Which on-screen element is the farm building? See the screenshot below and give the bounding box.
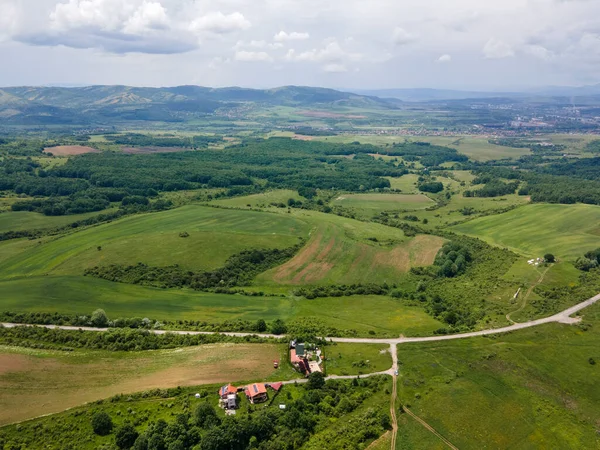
[225,394,237,410]
[245,383,268,404]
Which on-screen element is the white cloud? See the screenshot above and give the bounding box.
[234,50,273,62]
[436,54,452,63]
[0,1,19,41]
[483,38,514,59]
[392,27,415,46]
[189,12,250,35]
[523,44,554,61]
[323,63,347,73]
[291,41,361,63]
[234,40,283,50]
[273,31,310,42]
[49,0,133,32]
[123,2,169,34]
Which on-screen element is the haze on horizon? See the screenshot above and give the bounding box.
[1,0,599,90]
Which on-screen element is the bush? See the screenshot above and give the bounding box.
[544,253,555,263]
[418,181,444,193]
[91,411,113,436]
[115,424,139,449]
[91,309,109,328]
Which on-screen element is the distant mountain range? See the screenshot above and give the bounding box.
[350,84,600,102]
[0,85,400,126]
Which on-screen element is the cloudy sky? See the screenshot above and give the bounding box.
[1,0,599,90]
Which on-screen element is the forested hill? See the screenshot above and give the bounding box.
[0,85,399,125]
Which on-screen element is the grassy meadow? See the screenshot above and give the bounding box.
[324,343,391,376]
[0,343,286,425]
[0,205,309,277]
[330,193,434,218]
[452,203,600,259]
[0,276,444,337]
[0,209,117,232]
[396,302,600,449]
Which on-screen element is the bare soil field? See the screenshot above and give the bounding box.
[43,145,99,156]
[0,343,282,425]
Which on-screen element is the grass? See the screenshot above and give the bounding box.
[0,209,117,233]
[330,193,434,217]
[324,343,391,376]
[452,203,600,259]
[0,342,287,426]
[0,277,444,337]
[212,189,303,208]
[0,205,309,277]
[396,302,600,449]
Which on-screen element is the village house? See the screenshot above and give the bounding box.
[245,383,268,404]
[218,384,239,410]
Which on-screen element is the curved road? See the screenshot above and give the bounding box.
[2,292,599,344]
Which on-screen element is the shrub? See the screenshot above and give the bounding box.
[115,423,139,449]
[91,309,109,328]
[91,411,113,436]
[544,253,555,263]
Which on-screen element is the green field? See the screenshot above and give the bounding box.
[0,277,443,337]
[0,209,117,232]
[396,302,600,449]
[0,343,285,425]
[331,193,434,217]
[452,203,600,258]
[0,205,309,277]
[324,343,391,376]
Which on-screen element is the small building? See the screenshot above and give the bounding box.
[269,382,283,392]
[309,361,321,373]
[245,383,268,404]
[295,343,305,358]
[226,393,237,409]
[219,384,238,399]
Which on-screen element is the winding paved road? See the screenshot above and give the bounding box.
[3,291,599,344]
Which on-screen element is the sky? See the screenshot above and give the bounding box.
[1,0,599,90]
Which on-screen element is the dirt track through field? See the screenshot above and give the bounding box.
[506,265,551,323]
[402,407,459,449]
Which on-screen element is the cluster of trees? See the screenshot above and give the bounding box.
[0,325,277,352]
[418,181,444,193]
[85,246,301,290]
[427,294,479,329]
[90,375,390,450]
[104,133,223,149]
[433,242,472,278]
[574,248,600,271]
[464,180,519,198]
[292,284,388,299]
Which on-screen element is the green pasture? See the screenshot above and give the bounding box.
[0,277,443,337]
[0,209,117,232]
[330,193,434,217]
[212,189,303,209]
[396,302,600,449]
[452,203,600,258]
[0,205,309,277]
[324,343,392,376]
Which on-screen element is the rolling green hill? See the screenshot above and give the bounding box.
[452,203,600,258]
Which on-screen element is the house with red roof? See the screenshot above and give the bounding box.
[219,384,238,399]
[245,383,268,404]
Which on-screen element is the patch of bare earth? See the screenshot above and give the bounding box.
[293,134,314,141]
[0,343,280,426]
[43,145,99,156]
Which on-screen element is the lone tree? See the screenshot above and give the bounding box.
[307,371,326,390]
[194,402,220,428]
[91,309,109,328]
[91,411,113,436]
[544,253,556,263]
[115,423,139,450]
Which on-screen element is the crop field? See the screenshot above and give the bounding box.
[324,343,391,376]
[0,277,443,337]
[0,205,309,277]
[43,145,99,156]
[330,193,434,217]
[0,343,284,425]
[452,203,600,258]
[396,302,600,449]
[260,219,445,285]
[0,209,117,233]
